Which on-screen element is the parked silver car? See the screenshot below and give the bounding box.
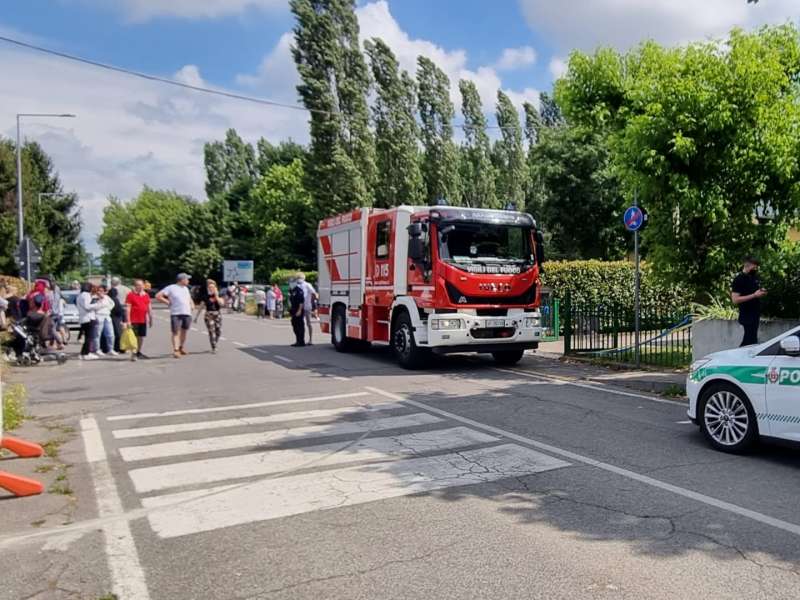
[61,290,81,330]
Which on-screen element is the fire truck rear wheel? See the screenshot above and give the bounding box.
[331,305,353,352]
[491,349,525,365]
[392,311,427,369]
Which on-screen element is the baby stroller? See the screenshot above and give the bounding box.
[4,319,67,366]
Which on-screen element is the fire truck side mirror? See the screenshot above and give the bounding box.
[407,222,423,238]
[409,237,425,262]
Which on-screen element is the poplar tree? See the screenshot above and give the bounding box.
[416,56,460,204]
[459,79,496,208]
[290,0,376,217]
[365,38,424,207]
[203,129,257,198]
[523,101,544,214]
[494,90,526,209]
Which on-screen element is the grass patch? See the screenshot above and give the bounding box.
[30,519,46,527]
[42,438,67,459]
[48,482,73,496]
[34,464,56,474]
[661,384,686,398]
[97,594,119,600]
[2,382,27,431]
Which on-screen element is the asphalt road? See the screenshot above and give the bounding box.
[3,307,800,599]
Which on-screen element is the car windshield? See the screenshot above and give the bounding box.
[61,291,78,305]
[438,222,533,272]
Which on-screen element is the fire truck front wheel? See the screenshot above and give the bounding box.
[392,311,428,370]
[491,349,525,366]
[331,305,353,352]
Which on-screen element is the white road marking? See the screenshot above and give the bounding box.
[81,418,151,599]
[366,386,800,538]
[233,341,246,347]
[107,391,372,421]
[112,402,405,439]
[495,367,687,407]
[332,376,350,381]
[274,354,293,363]
[141,444,568,539]
[119,413,442,462]
[253,348,270,354]
[676,420,693,424]
[128,426,497,493]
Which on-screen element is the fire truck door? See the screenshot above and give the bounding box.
[365,215,394,341]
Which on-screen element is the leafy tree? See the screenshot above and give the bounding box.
[417,56,460,204]
[556,25,800,296]
[203,129,257,198]
[459,79,496,208]
[0,138,84,276]
[531,125,626,259]
[365,38,425,207]
[291,0,376,219]
[256,139,307,175]
[494,90,526,209]
[244,159,314,279]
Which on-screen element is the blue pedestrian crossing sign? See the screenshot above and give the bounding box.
[623,206,647,232]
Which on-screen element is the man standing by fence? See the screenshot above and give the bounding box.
[731,256,767,347]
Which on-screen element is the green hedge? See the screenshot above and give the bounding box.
[268,268,318,287]
[541,260,684,311]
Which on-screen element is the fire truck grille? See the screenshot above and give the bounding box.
[445,281,536,306]
[471,327,516,339]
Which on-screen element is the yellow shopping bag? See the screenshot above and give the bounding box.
[120,327,138,352]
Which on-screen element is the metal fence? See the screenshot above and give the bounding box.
[539,289,560,342]
[562,293,692,368]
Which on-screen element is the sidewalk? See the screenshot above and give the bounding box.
[529,341,688,398]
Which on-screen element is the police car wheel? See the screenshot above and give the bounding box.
[699,382,758,453]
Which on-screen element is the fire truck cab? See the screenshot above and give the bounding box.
[317,205,544,369]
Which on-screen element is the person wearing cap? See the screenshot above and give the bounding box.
[296,272,318,345]
[731,256,767,346]
[156,273,194,358]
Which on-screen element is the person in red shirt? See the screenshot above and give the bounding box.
[125,278,153,361]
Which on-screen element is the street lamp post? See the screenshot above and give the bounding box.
[15,113,76,279]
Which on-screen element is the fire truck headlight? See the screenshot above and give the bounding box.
[524,317,539,329]
[431,318,464,330]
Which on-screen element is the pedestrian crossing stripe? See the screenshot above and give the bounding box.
[103,390,571,540]
[140,444,570,539]
[117,412,443,462]
[127,426,498,493]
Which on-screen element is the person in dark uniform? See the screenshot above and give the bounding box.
[731,256,767,347]
[289,279,306,347]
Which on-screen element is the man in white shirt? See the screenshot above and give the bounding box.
[156,273,194,358]
[255,287,267,319]
[296,272,318,345]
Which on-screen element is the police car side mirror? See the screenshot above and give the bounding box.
[780,336,800,356]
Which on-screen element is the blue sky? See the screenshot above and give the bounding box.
[1,0,797,253]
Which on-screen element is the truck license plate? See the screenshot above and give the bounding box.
[486,319,505,328]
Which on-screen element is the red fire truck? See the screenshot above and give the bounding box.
[317,205,545,368]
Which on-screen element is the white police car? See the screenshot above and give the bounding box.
[688,325,800,452]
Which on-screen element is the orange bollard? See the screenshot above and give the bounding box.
[0,471,44,496]
[1,436,44,458]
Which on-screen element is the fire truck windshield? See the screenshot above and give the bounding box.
[437,222,534,273]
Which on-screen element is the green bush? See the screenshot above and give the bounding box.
[268,268,317,287]
[759,240,800,319]
[2,382,26,432]
[541,260,684,310]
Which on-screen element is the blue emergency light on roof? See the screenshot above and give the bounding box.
[504,202,517,211]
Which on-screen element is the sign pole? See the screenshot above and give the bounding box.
[633,192,641,368]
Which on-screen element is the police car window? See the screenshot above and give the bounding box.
[376,221,390,258]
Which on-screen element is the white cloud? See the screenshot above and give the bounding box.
[519,0,800,52]
[495,46,537,71]
[173,65,205,87]
[548,57,567,80]
[117,0,287,22]
[0,48,308,254]
[234,32,299,104]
